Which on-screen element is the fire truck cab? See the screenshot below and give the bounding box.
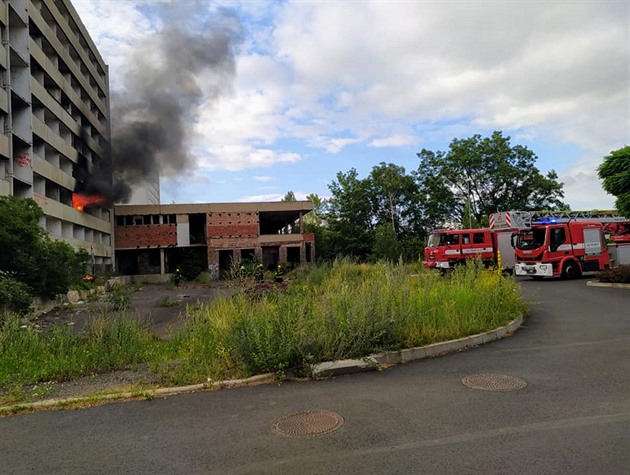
[513,220,609,279]
[423,228,511,270]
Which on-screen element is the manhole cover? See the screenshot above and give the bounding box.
[271,411,344,437]
[462,374,527,392]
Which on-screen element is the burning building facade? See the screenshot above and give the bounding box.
[114,201,315,277]
[0,0,113,267]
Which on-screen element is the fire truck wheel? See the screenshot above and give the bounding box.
[562,261,581,279]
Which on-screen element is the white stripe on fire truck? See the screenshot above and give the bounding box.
[444,250,461,255]
[556,243,586,251]
[462,248,493,254]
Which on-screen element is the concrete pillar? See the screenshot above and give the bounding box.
[160,248,165,275]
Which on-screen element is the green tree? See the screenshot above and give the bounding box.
[462,199,482,229]
[0,196,88,298]
[0,196,46,289]
[326,169,375,259]
[325,165,426,261]
[281,191,297,202]
[304,193,325,228]
[369,162,421,234]
[372,223,402,262]
[416,131,568,227]
[598,146,630,217]
[303,193,334,261]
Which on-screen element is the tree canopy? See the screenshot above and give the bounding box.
[326,169,376,258]
[598,146,630,218]
[281,191,297,202]
[416,131,568,228]
[308,131,568,262]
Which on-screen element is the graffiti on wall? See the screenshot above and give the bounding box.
[208,263,219,281]
[15,151,32,169]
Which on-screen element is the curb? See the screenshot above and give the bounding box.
[586,281,630,289]
[311,316,524,378]
[0,373,276,416]
[1,317,523,415]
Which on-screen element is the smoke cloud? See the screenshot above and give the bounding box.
[109,9,243,203]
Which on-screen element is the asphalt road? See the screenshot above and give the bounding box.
[1,278,629,474]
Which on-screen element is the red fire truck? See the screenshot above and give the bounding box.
[423,210,630,276]
[423,226,516,271]
[499,210,630,279]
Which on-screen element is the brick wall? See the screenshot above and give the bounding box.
[207,237,260,267]
[114,224,177,249]
[207,211,259,238]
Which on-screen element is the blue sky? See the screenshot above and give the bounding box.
[72,0,629,210]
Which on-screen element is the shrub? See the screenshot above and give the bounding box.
[107,285,133,311]
[178,248,207,281]
[596,265,630,283]
[0,271,32,316]
[36,241,90,298]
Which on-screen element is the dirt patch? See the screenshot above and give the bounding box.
[30,281,238,339]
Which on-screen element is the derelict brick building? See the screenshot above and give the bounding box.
[0,0,113,266]
[114,201,315,276]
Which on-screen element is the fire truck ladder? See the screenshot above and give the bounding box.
[490,210,628,230]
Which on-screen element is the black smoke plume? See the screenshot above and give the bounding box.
[108,9,242,203]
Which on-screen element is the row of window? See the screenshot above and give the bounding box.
[116,215,176,226]
[33,0,107,92]
[441,232,487,246]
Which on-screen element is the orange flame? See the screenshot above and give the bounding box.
[72,193,105,212]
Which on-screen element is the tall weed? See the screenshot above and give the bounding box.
[0,314,164,388]
[0,260,528,390]
[172,259,527,381]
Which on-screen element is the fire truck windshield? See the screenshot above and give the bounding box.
[514,228,546,250]
[427,233,461,247]
[427,233,443,247]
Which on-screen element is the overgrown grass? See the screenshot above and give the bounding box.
[169,260,527,382]
[0,315,169,390]
[0,260,527,395]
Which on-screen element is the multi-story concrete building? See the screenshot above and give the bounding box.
[127,172,160,205]
[114,201,315,276]
[0,0,113,267]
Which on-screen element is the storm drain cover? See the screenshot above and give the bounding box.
[271,411,344,437]
[462,374,527,392]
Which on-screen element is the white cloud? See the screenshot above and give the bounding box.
[369,134,418,148]
[237,193,283,202]
[323,137,362,154]
[196,144,300,171]
[254,175,274,182]
[559,158,615,211]
[238,191,309,202]
[73,0,627,208]
[272,1,627,143]
[72,0,159,90]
